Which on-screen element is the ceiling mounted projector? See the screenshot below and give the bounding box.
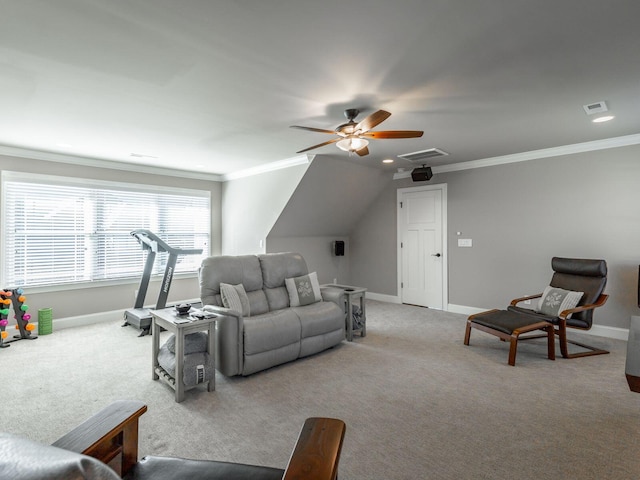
[411,166,432,182]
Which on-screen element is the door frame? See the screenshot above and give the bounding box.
[396,183,448,310]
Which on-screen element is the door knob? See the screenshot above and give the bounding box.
[431,253,441,257]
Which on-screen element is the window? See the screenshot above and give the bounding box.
[2,172,210,289]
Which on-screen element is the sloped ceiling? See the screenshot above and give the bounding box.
[1,1,639,176]
[269,156,391,237]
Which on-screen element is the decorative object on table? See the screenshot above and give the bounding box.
[175,303,191,315]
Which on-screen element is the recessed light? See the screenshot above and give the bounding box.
[592,115,615,123]
[382,158,394,164]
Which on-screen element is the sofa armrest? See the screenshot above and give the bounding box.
[283,417,346,480]
[203,304,242,318]
[202,304,244,376]
[52,400,147,478]
[319,287,346,313]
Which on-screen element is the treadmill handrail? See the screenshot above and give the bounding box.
[130,229,203,256]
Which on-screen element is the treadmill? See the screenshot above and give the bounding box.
[122,229,203,336]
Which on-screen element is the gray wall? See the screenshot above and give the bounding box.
[267,154,391,284]
[267,236,349,285]
[0,154,221,319]
[350,143,640,329]
[221,162,309,255]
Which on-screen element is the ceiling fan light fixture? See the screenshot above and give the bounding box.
[336,136,368,152]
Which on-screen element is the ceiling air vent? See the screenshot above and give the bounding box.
[582,101,608,115]
[398,148,449,164]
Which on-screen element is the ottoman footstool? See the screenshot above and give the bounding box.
[464,309,555,366]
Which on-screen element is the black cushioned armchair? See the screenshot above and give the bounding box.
[508,257,609,358]
[0,400,346,480]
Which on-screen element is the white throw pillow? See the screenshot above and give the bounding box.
[285,272,322,307]
[219,283,250,316]
[536,286,583,317]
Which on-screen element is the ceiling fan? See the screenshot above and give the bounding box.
[290,108,423,157]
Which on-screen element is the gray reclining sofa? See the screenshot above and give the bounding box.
[199,252,345,376]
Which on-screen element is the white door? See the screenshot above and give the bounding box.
[398,186,445,309]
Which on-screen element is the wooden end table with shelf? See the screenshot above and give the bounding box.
[321,284,367,341]
[150,307,218,402]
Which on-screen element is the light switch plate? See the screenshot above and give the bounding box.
[458,238,472,247]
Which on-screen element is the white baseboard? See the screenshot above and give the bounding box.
[366,292,401,303]
[447,304,487,316]
[40,309,123,331]
[34,298,202,332]
[589,324,629,341]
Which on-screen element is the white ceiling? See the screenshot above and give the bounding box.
[1,0,639,177]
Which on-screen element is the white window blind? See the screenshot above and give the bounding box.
[2,172,210,289]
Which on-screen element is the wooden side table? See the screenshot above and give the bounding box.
[321,284,367,341]
[150,307,218,402]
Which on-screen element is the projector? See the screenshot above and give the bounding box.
[411,166,433,182]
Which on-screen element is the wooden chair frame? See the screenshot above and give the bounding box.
[52,400,346,480]
[510,293,609,359]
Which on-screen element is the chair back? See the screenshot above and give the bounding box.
[550,257,607,328]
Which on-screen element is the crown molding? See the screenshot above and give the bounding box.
[0,144,313,183]
[221,154,313,181]
[393,133,640,180]
[0,144,225,182]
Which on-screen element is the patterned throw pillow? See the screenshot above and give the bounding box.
[536,286,583,317]
[219,283,250,316]
[285,272,322,307]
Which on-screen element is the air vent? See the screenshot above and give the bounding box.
[583,101,608,115]
[398,148,449,164]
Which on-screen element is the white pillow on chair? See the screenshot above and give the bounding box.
[536,286,583,317]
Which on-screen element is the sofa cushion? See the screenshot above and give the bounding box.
[286,272,322,307]
[199,255,263,307]
[126,455,284,480]
[259,252,308,288]
[291,301,344,338]
[220,283,250,316]
[247,289,270,316]
[264,286,290,312]
[243,309,301,355]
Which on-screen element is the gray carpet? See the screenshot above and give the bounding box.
[3,301,639,479]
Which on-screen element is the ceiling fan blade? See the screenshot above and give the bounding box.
[355,110,391,133]
[356,146,369,156]
[296,137,340,153]
[290,125,337,135]
[361,130,424,139]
